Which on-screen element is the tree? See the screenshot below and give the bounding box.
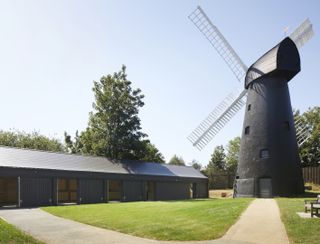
[190,159,202,170]
[295,107,320,167]
[138,140,165,163]
[64,131,82,154]
[208,145,226,171]
[205,145,226,189]
[168,155,185,166]
[78,65,147,159]
[225,137,241,173]
[64,65,165,162]
[0,130,64,152]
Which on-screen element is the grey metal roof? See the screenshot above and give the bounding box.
[0,146,206,179]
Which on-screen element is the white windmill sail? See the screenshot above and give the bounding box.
[297,127,311,147]
[188,6,248,150]
[294,117,311,147]
[290,19,314,147]
[290,18,314,49]
[188,89,247,150]
[188,6,248,81]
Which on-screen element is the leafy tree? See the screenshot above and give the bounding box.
[138,140,165,163]
[295,107,320,167]
[225,137,241,173]
[208,145,226,171]
[78,65,147,159]
[64,131,82,154]
[0,130,64,152]
[168,154,185,166]
[190,159,202,170]
[205,145,226,189]
[64,65,165,162]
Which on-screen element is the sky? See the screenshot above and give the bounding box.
[0,0,319,167]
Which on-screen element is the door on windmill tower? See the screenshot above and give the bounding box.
[259,178,273,198]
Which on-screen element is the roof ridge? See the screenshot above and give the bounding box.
[0,145,195,168]
[0,144,107,160]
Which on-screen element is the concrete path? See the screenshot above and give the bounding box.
[0,199,289,244]
[222,199,289,244]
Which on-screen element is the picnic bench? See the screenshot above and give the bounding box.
[305,195,320,218]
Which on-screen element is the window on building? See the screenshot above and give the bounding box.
[0,178,18,206]
[245,126,250,135]
[284,121,290,131]
[248,104,251,111]
[260,149,270,159]
[58,178,78,203]
[108,180,122,201]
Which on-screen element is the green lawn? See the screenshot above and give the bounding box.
[277,194,320,244]
[0,218,43,244]
[43,198,252,241]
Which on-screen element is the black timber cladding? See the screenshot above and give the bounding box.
[156,182,190,200]
[123,180,144,202]
[79,179,105,204]
[235,37,304,198]
[0,146,208,207]
[20,178,53,207]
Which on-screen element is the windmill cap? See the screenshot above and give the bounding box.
[245,37,301,89]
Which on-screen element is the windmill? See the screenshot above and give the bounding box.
[187,6,314,197]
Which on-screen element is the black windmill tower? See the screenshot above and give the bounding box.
[187,6,314,197]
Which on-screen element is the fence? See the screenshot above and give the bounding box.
[208,167,320,189]
[302,166,320,185]
[208,173,235,189]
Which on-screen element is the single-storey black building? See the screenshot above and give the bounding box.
[0,146,208,208]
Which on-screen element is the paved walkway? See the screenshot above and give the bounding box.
[0,199,288,244]
[222,199,289,244]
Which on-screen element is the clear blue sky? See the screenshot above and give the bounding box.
[0,0,319,166]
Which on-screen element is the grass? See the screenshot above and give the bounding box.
[43,198,252,241]
[277,192,320,244]
[0,218,43,244]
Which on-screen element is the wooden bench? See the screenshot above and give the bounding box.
[311,202,320,218]
[305,195,320,217]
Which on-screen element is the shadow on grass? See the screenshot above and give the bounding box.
[154,198,219,203]
[285,191,320,198]
[0,206,40,211]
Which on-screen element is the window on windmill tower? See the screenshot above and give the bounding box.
[244,126,250,135]
[248,104,251,111]
[260,149,270,159]
[284,121,290,131]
